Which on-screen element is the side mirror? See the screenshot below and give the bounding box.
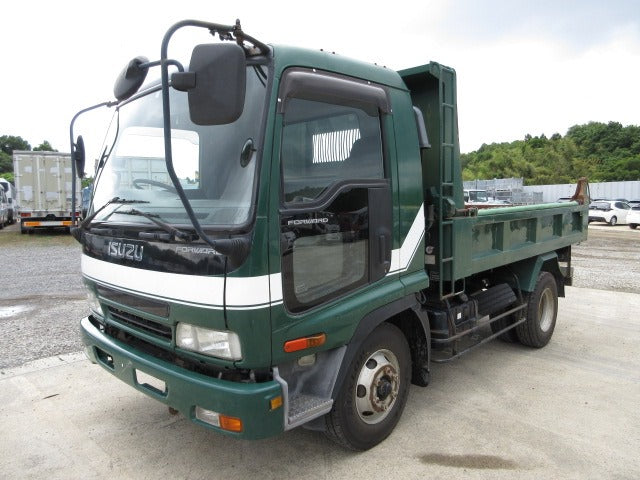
[114,56,150,101]
[72,135,86,179]
[172,43,246,125]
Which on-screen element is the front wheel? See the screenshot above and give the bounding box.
[516,272,558,348]
[325,323,411,450]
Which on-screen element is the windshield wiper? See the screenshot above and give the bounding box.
[85,197,150,227]
[71,197,150,241]
[118,209,198,242]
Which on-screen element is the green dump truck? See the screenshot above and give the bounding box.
[73,20,588,451]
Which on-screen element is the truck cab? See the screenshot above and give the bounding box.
[464,189,490,204]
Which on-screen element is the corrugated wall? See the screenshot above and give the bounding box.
[523,181,640,203]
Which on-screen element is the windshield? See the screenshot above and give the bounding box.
[91,63,269,229]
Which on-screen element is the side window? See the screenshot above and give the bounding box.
[281,98,384,204]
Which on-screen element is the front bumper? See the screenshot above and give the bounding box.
[81,316,284,439]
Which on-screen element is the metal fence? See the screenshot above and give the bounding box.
[463,178,543,204]
[465,179,640,204]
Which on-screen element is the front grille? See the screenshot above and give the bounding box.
[97,285,169,317]
[108,306,172,340]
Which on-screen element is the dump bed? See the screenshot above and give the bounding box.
[425,200,587,298]
[456,202,586,277]
[399,63,588,298]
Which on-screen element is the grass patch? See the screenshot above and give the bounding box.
[0,226,77,247]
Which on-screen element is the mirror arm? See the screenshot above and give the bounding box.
[139,59,184,73]
[159,20,252,256]
[69,100,117,226]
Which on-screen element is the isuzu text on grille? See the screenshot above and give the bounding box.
[107,241,144,261]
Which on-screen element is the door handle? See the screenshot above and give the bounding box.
[378,233,391,271]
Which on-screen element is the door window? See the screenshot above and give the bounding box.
[282,97,384,204]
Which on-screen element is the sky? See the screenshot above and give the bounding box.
[1,0,639,161]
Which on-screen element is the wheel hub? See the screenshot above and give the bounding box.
[355,349,400,425]
[376,377,393,400]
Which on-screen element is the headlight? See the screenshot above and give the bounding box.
[86,288,103,317]
[176,323,242,361]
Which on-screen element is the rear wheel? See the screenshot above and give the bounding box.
[630,224,638,230]
[609,216,617,226]
[516,272,558,348]
[325,323,411,450]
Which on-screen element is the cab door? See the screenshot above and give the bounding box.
[276,68,393,317]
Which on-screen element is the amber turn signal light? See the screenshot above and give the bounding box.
[219,414,243,433]
[283,333,326,353]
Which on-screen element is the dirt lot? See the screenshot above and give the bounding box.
[2,280,639,479]
[572,223,640,293]
[0,220,639,369]
[0,223,86,368]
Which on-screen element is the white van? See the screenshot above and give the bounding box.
[0,178,17,224]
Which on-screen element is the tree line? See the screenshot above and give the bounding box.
[462,121,640,185]
[2,122,639,187]
[0,135,57,183]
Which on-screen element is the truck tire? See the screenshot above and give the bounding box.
[516,272,557,348]
[325,323,411,450]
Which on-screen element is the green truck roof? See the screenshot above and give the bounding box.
[271,44,410,90]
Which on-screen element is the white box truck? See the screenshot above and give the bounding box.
[13,151,81,233]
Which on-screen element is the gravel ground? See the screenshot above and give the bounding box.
[0,223,86,369]
[0,220,638,369]
[571,223,640,293]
